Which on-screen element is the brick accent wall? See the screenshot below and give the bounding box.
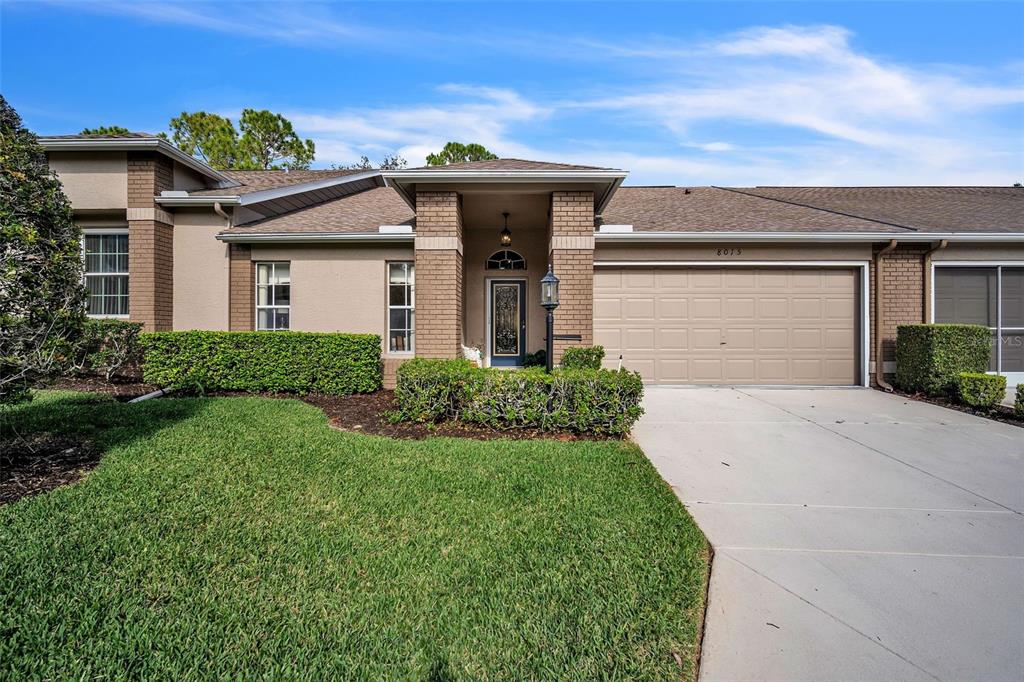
[549,191,595,362]
[414,191,464,358]
[229,244,255,331]
[127,152,174,330]
[869,242,928,382]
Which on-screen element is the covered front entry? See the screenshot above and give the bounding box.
[488,279,527,366]
[594,266,862,385]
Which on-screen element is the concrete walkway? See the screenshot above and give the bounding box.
[634,387,1024,682]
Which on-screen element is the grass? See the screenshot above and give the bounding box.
[0,391,709,680]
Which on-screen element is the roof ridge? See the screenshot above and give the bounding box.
[716,186,920,233]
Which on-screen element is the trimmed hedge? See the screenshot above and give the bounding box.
[141,331,382,394]
[392,358,644,435]
[1016,385,1024,418]
[895,324,991,396]
[955,372,1006,410]
[72,319,144,381]
[561,345,605,370]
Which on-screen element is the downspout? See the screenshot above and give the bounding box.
[213,201,232,227]
[922,239,949,323]
[875,240,898,391]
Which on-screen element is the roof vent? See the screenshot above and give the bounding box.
[598,224,633,233]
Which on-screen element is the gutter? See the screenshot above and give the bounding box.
[155,195,241,207]
[875,240,899,391]
[922,239,949,323]
[216,232,414,244]
[594,231,1024,243]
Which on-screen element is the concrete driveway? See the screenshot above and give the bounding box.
[635,387,1024,682]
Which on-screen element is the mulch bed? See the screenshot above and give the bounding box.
[50,375,158,401]
[891,388,1023,428]
[0,433,102,506]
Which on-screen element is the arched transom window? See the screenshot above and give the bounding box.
[486,250,527,270]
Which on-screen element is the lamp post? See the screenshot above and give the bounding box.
[540,264,560,373]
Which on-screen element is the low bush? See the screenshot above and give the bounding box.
[523,349,546,368]
[561,345,605,370]
[955,372,1006,410]
[392,359,644,435]
[141,331,381,395]
[1016,385,1024,418]
[71,319,144,381]
[895,324,991,396]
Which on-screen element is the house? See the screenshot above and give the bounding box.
[42,133,1024,388]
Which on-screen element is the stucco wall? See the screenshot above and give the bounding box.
[249,244,415,356]
[173,210,231,330]
[931,243,1024,261]
[49,151,127,210]
[462,226,549,359]
[172,161,209,192]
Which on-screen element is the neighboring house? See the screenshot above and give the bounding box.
[42,133,1024,388]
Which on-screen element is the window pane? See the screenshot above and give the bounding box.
[1001,267,1024,328]
[390,309,410,331]
[257,309,273,330]
[85,235,100,254]
[257,284,271,306]
[934,267,996,326]
[274,310,290,330]
[389,284,407,307]
[272,264,290,285]
[389,263,408,285]
[274,284,290,306]
[257,264,271,284]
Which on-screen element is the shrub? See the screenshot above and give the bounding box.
[0,96,85,404]
[393,361,644,435]
[72,319,143,381]
[391,358,477,422]
[141,331,381,394]
[895,324,991,396]
[523,349,546,368]
[955,372,1006,410]
[561,346,605,370]
[1016,385,1024,418]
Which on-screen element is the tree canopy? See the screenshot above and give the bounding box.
[1,96,85,404]
[426,142,498,166]
[80,126,132,136]
[164,109,315,170]
[336,154,407,171]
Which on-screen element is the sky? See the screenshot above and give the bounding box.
[2,1,1023,186]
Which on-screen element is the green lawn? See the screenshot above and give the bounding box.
[0,391,708,680]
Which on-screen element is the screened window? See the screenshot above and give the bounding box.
[84,233,129,316]
[388,262,414,352]
[486,250,527,270]
[935,265,1024,373]
[256,262,290,331]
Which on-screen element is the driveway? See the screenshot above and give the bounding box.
[635,387,1024,682]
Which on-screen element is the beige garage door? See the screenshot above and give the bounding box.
[594,267,859,385]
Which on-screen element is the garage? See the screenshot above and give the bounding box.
[594,266,862,385]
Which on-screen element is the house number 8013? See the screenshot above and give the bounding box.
[716,248,742,256]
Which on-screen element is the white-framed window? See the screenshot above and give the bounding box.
[256,262,291,331]
[83,232,129,317]
[387,262,414,353]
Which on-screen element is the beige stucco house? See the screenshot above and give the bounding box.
[42,133,1024,388]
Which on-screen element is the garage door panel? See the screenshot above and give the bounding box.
[594,267,858,385]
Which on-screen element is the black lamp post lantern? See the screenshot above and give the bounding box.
[499,212,512,247]
[540,264,560,372]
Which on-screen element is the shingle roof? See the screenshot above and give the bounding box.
[603,187,896,233]
[406,158,618,171]
[190,169,374,196]
[733,186,1024,233]
[223,186,415,234]
[42,132,158,140]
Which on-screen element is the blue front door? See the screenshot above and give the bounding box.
[490,280,526,366]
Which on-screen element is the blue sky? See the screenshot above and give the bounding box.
[3,1,1022,185]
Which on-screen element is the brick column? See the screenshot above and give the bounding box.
[229,244,255,331]
[127,152,174,330]
[414,191,463,358]
[549,191,595,364]
[870,242,927,383]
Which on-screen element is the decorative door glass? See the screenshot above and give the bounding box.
[493,283,521,356]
